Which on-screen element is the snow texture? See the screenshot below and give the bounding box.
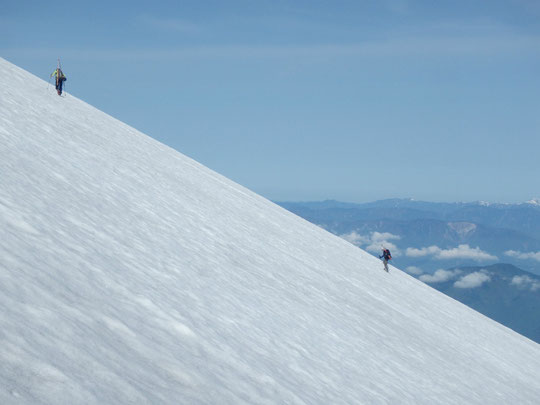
[1,57,539,404]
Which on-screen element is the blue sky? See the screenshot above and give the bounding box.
[2,0,539,203]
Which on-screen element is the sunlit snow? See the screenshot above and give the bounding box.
[1,57,539,404]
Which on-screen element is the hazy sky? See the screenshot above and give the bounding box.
[2,0,539,203]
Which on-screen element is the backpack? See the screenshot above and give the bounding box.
[385,249,392,260]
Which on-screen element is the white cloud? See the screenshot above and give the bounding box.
[454,272,491,289]
[419,269,461,283]
[505,250,540,262]
[511,275,540,292]
[366,244,398,254]
[406,246,441,257]
[406,244,497,261]
[437,245,497,261]
[372,232,401,242]
[340,231,401,255]
[405,266,423,275]
[340,231,369,246]
[365,232,400,254]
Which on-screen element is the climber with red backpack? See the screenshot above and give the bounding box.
[380,248,392,272]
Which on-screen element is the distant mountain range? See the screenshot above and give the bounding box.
[277,199,540,276]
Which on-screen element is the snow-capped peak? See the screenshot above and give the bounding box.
[526,198,540,206]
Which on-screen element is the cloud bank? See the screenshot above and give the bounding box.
[406,244,497,261]
[340,231,369,246]
[405,266,423,275]
[505,250,540,262]
[454,271,491,289]
[511,275,540,292]
[340,231,400,254]
[419,269,492,289]
[419,269,461,283]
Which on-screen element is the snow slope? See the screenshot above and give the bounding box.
[1,57,539,404]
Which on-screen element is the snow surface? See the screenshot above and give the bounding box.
[1,57,539,404]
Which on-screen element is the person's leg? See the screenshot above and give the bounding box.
[384,259,388,272]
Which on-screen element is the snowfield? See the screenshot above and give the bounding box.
[0,57,539,404]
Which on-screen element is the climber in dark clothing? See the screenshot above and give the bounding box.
[380,248,392,272]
